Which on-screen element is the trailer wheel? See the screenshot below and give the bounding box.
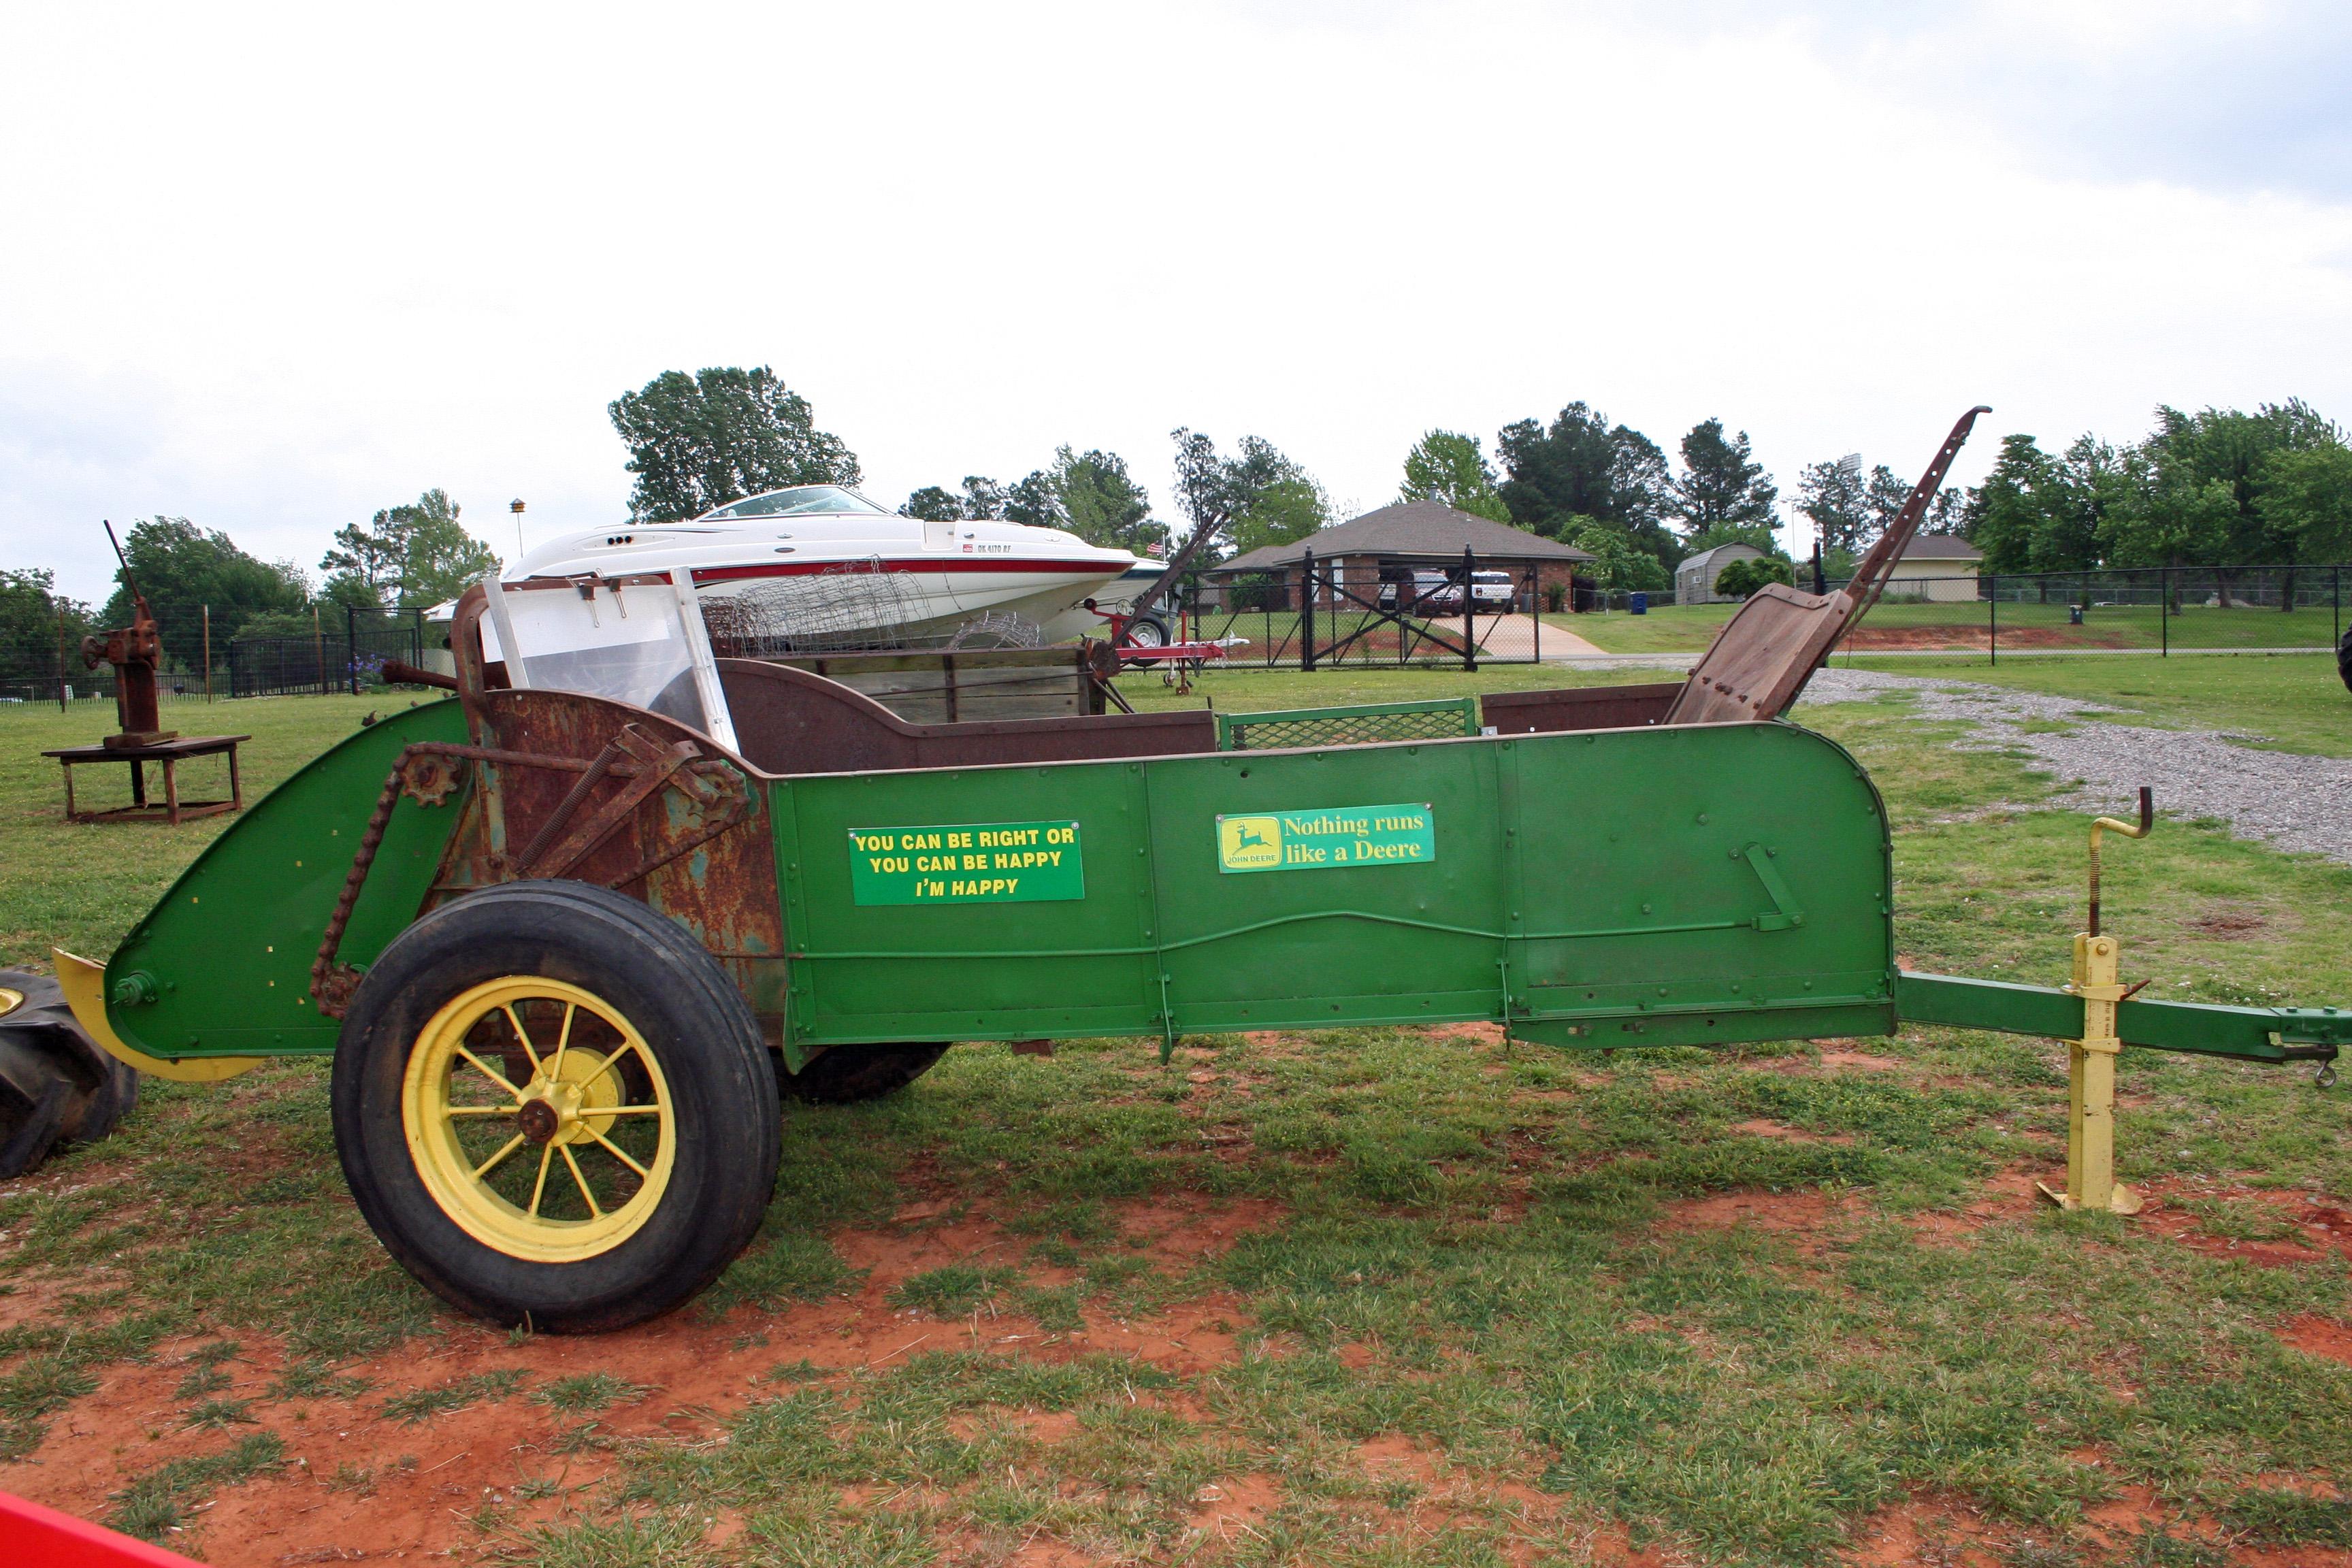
[780,1044,948,1105]
[1122,614,1171,649]
[0,969,139,1180]
[332,881,779,1333]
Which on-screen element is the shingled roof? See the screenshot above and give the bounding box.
[1207,500,1595,575]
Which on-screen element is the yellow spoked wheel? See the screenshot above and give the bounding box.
[402,977,675,1263]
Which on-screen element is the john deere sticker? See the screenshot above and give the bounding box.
[1215,805,1435,873]
[849,821,1083,904]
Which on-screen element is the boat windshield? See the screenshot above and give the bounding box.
[702,486,889,520]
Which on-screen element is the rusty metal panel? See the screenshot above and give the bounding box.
[1481,684,1680,734]
[717,660,1215,774]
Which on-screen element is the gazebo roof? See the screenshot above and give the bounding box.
[1209,500,1595,575]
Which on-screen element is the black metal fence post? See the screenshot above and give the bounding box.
[1300,549,1317,673]
[1462,546,1477,673]
[2161,568,2169,657]
[1988,574,1997,667]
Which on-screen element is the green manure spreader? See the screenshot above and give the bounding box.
[44,412,2352,1331]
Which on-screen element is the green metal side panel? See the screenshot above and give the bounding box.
[103,701,471,1060]
[1897,971,2352,1062]
[774,721,1897,1049]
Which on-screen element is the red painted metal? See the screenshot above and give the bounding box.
[0,1490,204,1567]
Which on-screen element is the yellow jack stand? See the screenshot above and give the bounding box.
[2040,790,2153,1215]
[2038,932,2142,1214]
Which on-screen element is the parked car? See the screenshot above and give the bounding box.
[1412,569,1517,615]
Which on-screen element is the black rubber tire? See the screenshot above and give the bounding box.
[779,1043,949,1105]
[0,969,139,1179]
[2338,627,2351,695]
[1123,615,1171,649]
[331,881,780,1333]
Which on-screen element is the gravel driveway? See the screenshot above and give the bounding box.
[1795,668,2352,866]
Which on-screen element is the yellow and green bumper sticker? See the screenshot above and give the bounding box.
[1216,804,1435,873]
[849,821,1083,904]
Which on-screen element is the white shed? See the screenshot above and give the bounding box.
[1888,535,1983,602]
[1675,543,1767,606]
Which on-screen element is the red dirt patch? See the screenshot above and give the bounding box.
[1818,1049,1901,1072]
[1662,1188,1854,1254]
[0,1194,1287,1564]
[1910,1169,2045,1243]
[1842,625,2133,651]
[2131,1181,2352,1267]
[2279,1314,2352,1366]
[1729,1118,1855,1145]
[1188,1471,1282,1538]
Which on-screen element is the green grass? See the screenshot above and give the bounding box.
[1561,598,2346,655]
[1841,651,2352,759]
[3,673,2351,1563]
[1109,661,1665,715]
[1545,602,1735,652]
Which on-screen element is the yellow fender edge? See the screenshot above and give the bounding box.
[51,949,265,1083]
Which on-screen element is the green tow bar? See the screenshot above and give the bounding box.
[1895,791,2347,1211]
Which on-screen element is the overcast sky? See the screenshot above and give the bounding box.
[5,1,2349,603]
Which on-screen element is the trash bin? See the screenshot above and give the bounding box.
[1629,593,1648,615]
[2068,605,2084,625]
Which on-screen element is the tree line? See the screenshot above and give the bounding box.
[14,367,2346,683]
[1965,402,2352,598]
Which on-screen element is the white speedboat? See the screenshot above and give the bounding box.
[506,485,1136,642]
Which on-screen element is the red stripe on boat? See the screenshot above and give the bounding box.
[688,559,1120,585]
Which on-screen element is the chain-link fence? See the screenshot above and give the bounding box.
[1823,564,2348,657]
[1190,551,1548,669]
[0,608,440,713]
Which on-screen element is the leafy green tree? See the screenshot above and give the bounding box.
[1168,430,1323,560]
[1563,519,1669,595]
[1052,448,1164,555]
[0,570,93,683]
[1667,419,1778,542]
[609,366,860,523]
[898,477,1006,521]
[2102,402,2336,603]
[101,517,309,649]
[402,498,503,606]
[1493,404,1676,570]
[1714,557,1794,598]
[1795,459,1869,557]
[900,486,964,522]
[323,489,500,609]
[1865,464,1914,538]
[2259,441,2352,566]
[1230,474,1331,557]
[1399,431,1509,521]
[900,449,1167,556]
[1965,434,2112,574]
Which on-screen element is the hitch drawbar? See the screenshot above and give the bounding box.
[1897,964,2347,1213]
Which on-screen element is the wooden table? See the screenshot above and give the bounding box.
[45,734,250,826]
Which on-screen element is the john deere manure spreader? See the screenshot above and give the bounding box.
[42,410,2352,1331]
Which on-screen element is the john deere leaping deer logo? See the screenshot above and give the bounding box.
[1218,815,1283,871]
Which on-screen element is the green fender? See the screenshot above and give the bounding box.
[95,700,470,1062]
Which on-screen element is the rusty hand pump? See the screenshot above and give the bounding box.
[82,521,174,749]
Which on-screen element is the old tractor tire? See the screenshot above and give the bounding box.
[0,969,139,1179]
[779,1043,949,1105]
[332,881,780,1333]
